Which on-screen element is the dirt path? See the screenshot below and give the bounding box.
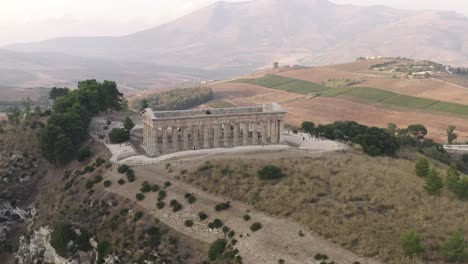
[104,148,380,264]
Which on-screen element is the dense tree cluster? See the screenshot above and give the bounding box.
[314,121,399,156]
[40,80,123,164]
[134,87,213,112]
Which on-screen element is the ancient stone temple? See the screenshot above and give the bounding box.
[141,103,287,157]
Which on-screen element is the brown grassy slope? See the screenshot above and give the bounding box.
[182,152,468,264]
[206,82,468,142]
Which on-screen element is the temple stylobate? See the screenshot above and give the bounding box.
[141,103,287,157]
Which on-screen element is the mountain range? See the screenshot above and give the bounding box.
[3,0,468,89]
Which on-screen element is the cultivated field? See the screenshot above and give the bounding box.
[207,82,468,142]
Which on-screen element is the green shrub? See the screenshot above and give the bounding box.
[108,128,129,144]
[96,240,111,264]
[140,181,152,193]
[85,180,94,190]
[117,164,129,173]
[93,175,103,183]
[243,214,251,221]
[133,211,144,222]
[120,208,129,216]
[314,254,328,260]
[215,201,231,211]
[164,181,171,188]
[187,195,196,204]
[222,226,230,233]
[77,147,91,162]
[181,169,188,175]
[151,184,160,192]
[158,190,167,201]
[63,170,71,179]
[415,158,430,177]
[401,230,425,257]
[172,202,182,212]
[198,211,208,221]
[103,180,112,187]
[170,199,178,206]
[212,218,223,229]
[136,193,145,201]
[440,230,467,262]
[83,165,95,174]
[257,165,285,180]
[208,239,227,261]
[95,158,105,167]
[184,220,194,227]
[250,222,262,232]
[228,230,235,238]
[156,201,165,209]
[117,179,125,185]
[126,169,135,182]
[278,259,285,264]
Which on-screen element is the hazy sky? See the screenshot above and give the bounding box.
[0,0,466,46]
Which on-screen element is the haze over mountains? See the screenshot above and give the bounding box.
[3,0,468,89]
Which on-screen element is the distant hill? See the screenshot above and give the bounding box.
[4,0,468,87]
[0,49,216,90]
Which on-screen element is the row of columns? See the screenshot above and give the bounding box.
[143,120,284,156]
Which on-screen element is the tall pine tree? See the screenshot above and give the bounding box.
[415,158,430,177]
[425,169,444,195]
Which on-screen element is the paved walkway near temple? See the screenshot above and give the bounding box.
[111,132,349,166]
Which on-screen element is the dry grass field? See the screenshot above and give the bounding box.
[182,151,468,264]
[206,82,468,142]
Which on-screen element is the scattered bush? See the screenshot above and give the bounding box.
[95,158,105,167]
[184,220,194,227]
[228,230,235,238]
[50,223,75,257]
[136,193,145,201]
[315,253,329,260]
[215,201,231,211]
[120,208,129,216]
[156,201,165,209]
[93,175,103,183]
[187,195,196,204]
[243,214,251,221]
[83,165,95,174]
[117,164,129,174]
[208,239,227,261]
[164,181,171,188]
[151,184,160,192]
[117,179,125,185]
[63,170,71,179]
[126,169,135,182]
[401,230,425,257]
[133,211,144,222]
[250,222,262,232]
[212,218,223,229]
[172,202,182,212]
[103,180,112,187]
[140,181,152,193]
[257,165,285,180]
[181,169,188,175]
[158,190,167,201]
[85,180,94,190]
[198,211,208,221]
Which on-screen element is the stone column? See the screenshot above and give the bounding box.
[152,127,158,154]
[204,125,210,149]
[162,127,168,154]
[213,124,220,148]
[271,120,278,144]
[233,123,240,146]
[279,119,285,143]
[223,123,230,147]
[192,125,199,149]
[261,122,267,144]
[242,123,249,146]
[252,123,258,145]
[182,126,189,150]
[172,127,178,152]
